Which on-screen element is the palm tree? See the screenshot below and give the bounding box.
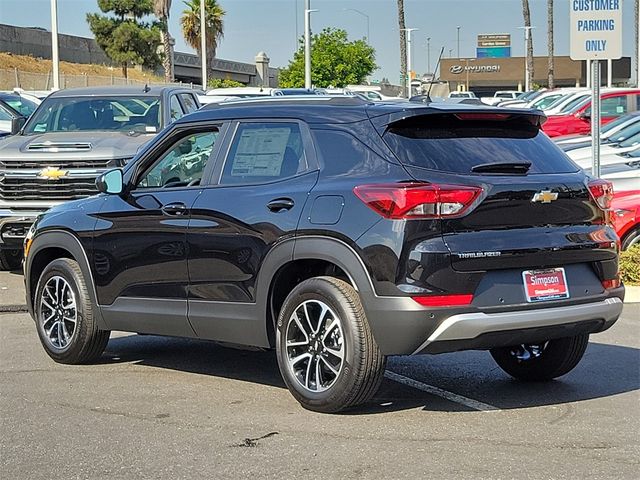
[547,0,554,88]
[521,0,534,90]
[154,0,174,83]
[397,0,407,97]
[181,0,225,82]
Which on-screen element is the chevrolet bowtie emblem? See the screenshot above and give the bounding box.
[38,167,69,180]
[532,190,558,203]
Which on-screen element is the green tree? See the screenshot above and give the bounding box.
[87,0,161,78]
[208,78,244,88]
[279,28,376,88]
[181,0,225,78]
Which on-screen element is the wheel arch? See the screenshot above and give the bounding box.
[25,230,106,329]
[259,236,376,347]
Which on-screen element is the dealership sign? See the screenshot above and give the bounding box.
[570,0,623,60]
[449,64,501,74]
[477,34,511,58]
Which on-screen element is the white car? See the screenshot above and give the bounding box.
[346,85,402,102]
[568,132,640,169]
[448,91,477,99]
[481,90,521,106]
[555,113,640,151]
[583,147,640,192]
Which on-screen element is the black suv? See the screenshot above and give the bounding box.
[24,97,624,412]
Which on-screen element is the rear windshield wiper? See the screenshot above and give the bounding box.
[471,161,532,174]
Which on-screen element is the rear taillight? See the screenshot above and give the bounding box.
[412,294,474,307]
[602,277,621,289]
[588,179,614,210]
[353,183,483,220]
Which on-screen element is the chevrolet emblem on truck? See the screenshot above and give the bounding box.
[38,167,69,180]
[532,190,559,203]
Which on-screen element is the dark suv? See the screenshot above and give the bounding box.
[24,97,624,413]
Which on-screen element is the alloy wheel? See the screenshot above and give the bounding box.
[39,276,77,350]
[285,300,345,393]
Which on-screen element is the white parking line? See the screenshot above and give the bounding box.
[384,371,500,412]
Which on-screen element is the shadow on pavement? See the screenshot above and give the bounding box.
[103,335,640,414]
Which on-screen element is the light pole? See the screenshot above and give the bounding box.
[344,8,370,42]
[304,0,318,89]
[50,0,60,89]
[449,48,453,58]
[426,37,431,74]
[200,0,207,88]
[401,28,418,97]
[456,26,461,58]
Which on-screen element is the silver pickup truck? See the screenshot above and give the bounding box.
[0,85,200,269]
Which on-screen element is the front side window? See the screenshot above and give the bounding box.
[2,96,38,116]
[137,130,219,189]
[220,122,306,184]
[23,96,161,134]
[169,96,185,122]
[180,94,198,113]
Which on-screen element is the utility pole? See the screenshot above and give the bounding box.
[304,0,318,89]
[426,37,431,74]
[200,0,207,88]
[401,28,418,97]
[50,0,60,89]
[456,26,461,58]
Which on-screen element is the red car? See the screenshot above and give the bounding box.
[611,190,640,249]
[543,89,640,137]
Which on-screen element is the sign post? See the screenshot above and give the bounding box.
[570,0,623,179]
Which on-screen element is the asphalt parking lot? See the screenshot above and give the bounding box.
[1,270,638,479]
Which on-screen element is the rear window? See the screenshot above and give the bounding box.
[383,114,579,174]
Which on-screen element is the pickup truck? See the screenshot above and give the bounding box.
[481,90,522,106]
[0,85,200,269]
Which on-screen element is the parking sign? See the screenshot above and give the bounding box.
[570,0,623,60]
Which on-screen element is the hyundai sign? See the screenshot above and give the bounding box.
[570,0,623,60]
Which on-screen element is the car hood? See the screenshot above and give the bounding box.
[0,131,154,161]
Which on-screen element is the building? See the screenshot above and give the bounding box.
[440,56,631,96]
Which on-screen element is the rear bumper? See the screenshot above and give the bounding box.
[363,289,624,355]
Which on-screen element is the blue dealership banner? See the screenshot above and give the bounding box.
[476,47,511,58]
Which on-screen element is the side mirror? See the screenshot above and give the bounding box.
[577,112,591,121]
[96,169,123,195]
[10,116,26,135]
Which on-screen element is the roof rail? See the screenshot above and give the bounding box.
[202,95,370,109]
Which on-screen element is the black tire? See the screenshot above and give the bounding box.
[490,334,589,382]
[34,258,110,364]
[621,227,640,250]
[0,249,22,271]
[275,276,385,413]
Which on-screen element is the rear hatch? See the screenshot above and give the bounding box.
[375,109,618,304]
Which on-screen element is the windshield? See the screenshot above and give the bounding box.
[23,95,161,134]
[560,95,589,113]
[530,93,563,109]
[602,114,640,135]
[618,132,640,149]
[0,95,38,117]
[606,122,640,143]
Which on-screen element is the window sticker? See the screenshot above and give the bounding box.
[231,127,291,177]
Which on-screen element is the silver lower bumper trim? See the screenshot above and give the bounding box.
[412,297,624,355]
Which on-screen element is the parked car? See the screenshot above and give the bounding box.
[0,85,200,270]
[23,97,623,413]
[0,91,40,118]
[610,190,640,249]
[554,111,640,151]
[448,91,477,99]
[497,89,544,107]
[481,90,521,106]
[542,89,640,137]
[346,85,402,102]
[598,156,640,194]
[567,132,640,168]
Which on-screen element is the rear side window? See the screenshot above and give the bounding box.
[383,114,579,174]
[180,94,198,113]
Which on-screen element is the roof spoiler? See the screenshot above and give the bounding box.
[368,106,547,134]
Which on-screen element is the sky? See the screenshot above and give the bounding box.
[0,0,637,83]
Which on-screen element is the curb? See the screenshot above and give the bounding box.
[0,304,28,314]
[624,285,640,304]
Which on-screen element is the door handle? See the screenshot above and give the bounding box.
[267,198,295,212]
[162,202,188,216]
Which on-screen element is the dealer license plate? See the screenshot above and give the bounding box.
[522,268,570,302]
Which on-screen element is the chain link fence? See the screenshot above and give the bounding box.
[0,68,201,91]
